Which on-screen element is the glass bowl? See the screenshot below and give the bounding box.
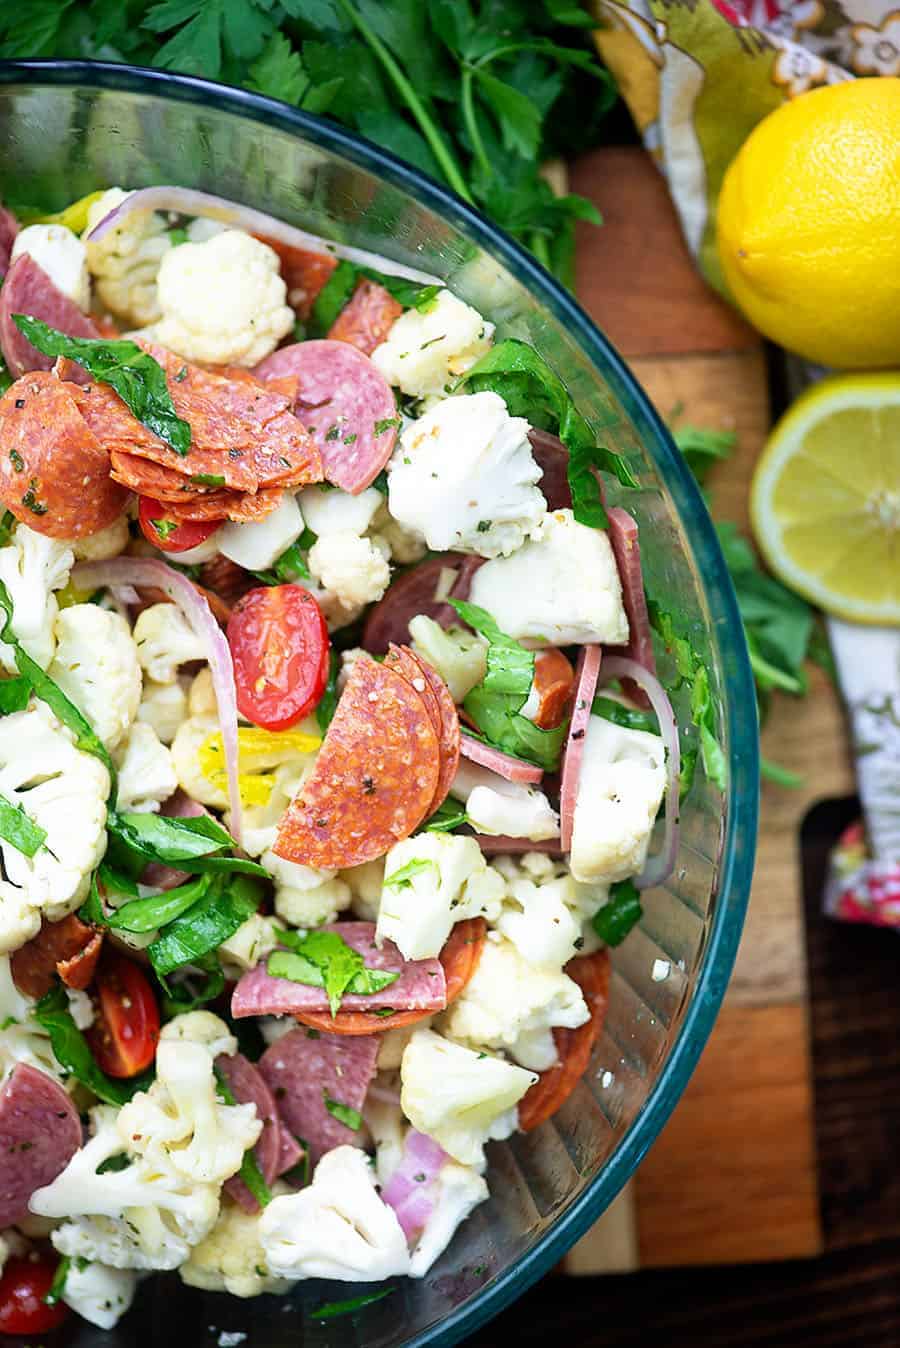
[0,61,759,1348]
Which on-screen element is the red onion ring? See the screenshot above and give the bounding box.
[86,187,442,285]
[596,656,680,891]
[381,1129,449,1240]
[73,557,243,843]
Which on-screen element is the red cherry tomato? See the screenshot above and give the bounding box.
[0,1256,69,1335]
[86,951,160,1079]
[227,585,330,731]
[138,496,222,553]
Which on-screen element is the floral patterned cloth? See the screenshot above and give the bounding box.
[591,0,898,294]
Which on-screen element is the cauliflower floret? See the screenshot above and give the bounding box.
[0,525,73,674]
[297,485,382,538]
[491,854,599,968]
[371,289,494,399]
[114,722,177,813]
[217,493,304,572]
[400,1029,535,1167]
[377,833,504,961]
[47,604,142,749]
[133,604,207,685]
[0,955,62,1081]
[118,1039,261,1186]
[439,936,589,1071]
[369,506,428,565]
[259,1146,410,1281]
[217,912,281,978]
[180,1196,292,1298]
[468,508,629,645]
[83,187,172,326]
[148,230,293,367]
[450,760,559,841]
[61,1260,137,1330]
[240,759,315,857]
[0,702,109,951]
[158,1010,237,1060]
[341,857,386,922]
[409,1159,489,1278]
[11,223,90,311]
[387,393,544,559]
[569,715,666,885]
[377,1022,428,1072]
[136,677,188,746]
[307,531,390,609]
[409,616,487,705]
[32,1106,220,1271]
[366,1095,407,1186]
[65,515,130,562]
[263,852,352,929]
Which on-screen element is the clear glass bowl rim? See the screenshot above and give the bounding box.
[0,58,759,1347]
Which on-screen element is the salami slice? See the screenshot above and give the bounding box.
[0,1064,82,1225]
[518,949,610,1131]
[467,834,564,857]
[0,373,129,539]
[274,656,440,869]
[408,650,460,816]
[559,645,603,852]
[607,506,656,687]
[0,254,99,379]
[215,1051,281,1212]
[11,913,100,999]
[258,1027,379,1165]
[528,429,571,511]
[362,554,467,653]
[198,555,256,609]
[459,733,544,785]
[231,921,447,1021]
[275,1125,304,1179]
[0,205,19,278]
[327,279,402,356]
[254,340,398,494]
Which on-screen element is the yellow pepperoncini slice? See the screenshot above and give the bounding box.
[198,726,321,808]
[29,190,108,235]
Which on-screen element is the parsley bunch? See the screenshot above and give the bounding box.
[2,0,616,287]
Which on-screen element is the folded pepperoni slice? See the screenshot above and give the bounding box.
[11,913,101,999]
[327,279,402,355]
[160,486,285,524]
[0,373,129,539]
[405,649,460,816]
[517,948,611,1132]
[255,237,338,318]
[254,339,398,494]
[0,254,99,379]
[274,655,440,870]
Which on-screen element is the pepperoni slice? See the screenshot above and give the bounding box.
[254,339,398,494]
[0,254,99,379]
[0,373,129,539]
[327,279,403,355]
[56,930,103,991]
[531,648,575,730]
[11,913,101,999]
[273,655,440,869]
[518,948,611,1132]
[198,555,257,608]
[407,649,460,816]
[291,918,487,1036]
[255,237,338,318]
[560,646,603,852]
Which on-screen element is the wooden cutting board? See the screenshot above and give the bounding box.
[557,146,855,1271]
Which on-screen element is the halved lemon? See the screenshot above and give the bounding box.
[750,375,900,626]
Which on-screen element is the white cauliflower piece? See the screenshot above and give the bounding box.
[492,854,597,969]
[148,230,293,367]
[387,393,544,559]
[0,525,73,674]
[450,760,559,841]
[180,1196,292,1298]
[217,493,304,572]
[66,515,130,562]
[377,833,504,961]
[47,604,142,749]
[114,721,177,813]
[377,1021,428,1072]
[409,616,487,705]
[263,851,352,929]
[366,1095,407,1186]
[187,667,217,718]
[33,1106,220,1271]
[409,1159,489,1278]
[0,702,109,951]
[158,1010,237,1060]
[440,936,588,1072]
[217,913,281,978]
[370,507,428,565]
[371,289,494,399]
[117,1040,261,1186]
[83,187,172,326]
[0,955,63,1081]
[66,986,95,1030]
[133,603,207,685]
[136,677,188,746]
[569,715,666,885]
[307,531,390,609]
[342,857,386,922]
[240,759,315,857]
[468,508,629,646]
[62,1260,137,1330]
[401,1029,535,1167]
[259,1146,410,1281]
[11,224,90,311]
[297,485,381,538]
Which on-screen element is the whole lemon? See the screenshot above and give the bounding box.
[717,78,900,368]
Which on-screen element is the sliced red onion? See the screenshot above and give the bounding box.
[73,558,242,843]
[381,1129,448,1241]
[86,187,442,285]
[596,656,680,891]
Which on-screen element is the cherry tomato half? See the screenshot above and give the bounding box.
[86,951,160,1079]
[227,585,330,732]
[138,496,222,553]
[0,1256,69,1335]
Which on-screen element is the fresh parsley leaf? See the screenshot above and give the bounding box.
[0,793,46,857]
[323,1091,362,1131]
[107,810,268,878]
[383,857,437,888]
[311,1288,394,1319]
[11,316,191,454]
[267,929,400,1017]
[191,472,226,487]
[647,600,726,794]
[0,675,31,714]
[591,878,642,946]
[34,983,153,1106]
[246,30,310,104]
[147,875,263,976]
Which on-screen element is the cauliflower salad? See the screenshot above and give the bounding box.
[0,183,704,1333]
